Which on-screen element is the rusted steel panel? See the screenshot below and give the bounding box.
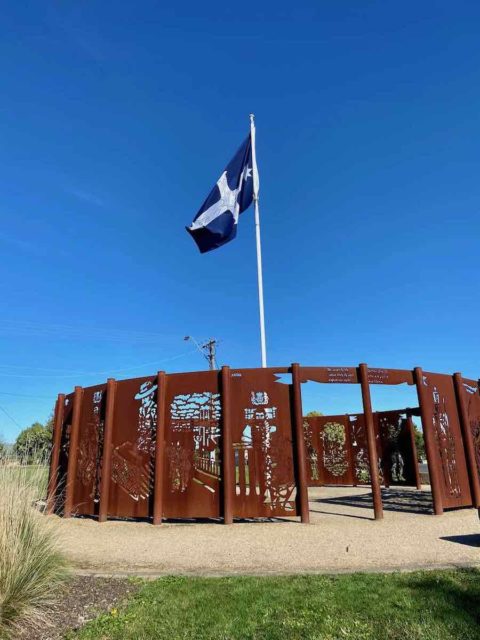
[108,376,158,519]
[367,368,414,386]
[72,383,107,516]
[47,394,65,515]
[456,377,480,506]
[299,367,358,384]
[419,372,472,509]
[305,410,418,489]
[221,366,234,524]
[54,392,74,515]
[377,410,418,487]
[230,367,297,518]
[163,371,222,519]
[153,372,167,525]
[305,415,354,485]
[291,364,310,523]
[349,413,374,485]
[358,364,383,520]
[300,367,413,386]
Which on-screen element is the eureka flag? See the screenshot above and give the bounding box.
[186,134,257,253]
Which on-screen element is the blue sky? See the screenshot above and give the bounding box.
[1,1,479,441]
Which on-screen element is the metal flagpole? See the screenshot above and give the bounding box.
[250,114,267,368]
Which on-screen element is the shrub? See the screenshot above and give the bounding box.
[0,453,69,638]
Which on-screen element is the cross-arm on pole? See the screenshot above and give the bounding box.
[250,113,267,368]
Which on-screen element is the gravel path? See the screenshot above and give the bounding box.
[53,487,480,576]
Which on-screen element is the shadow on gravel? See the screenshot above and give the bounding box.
[314,488,434,516]
[440,534,480,548]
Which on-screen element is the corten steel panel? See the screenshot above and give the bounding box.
[458,378,480,486]
[305,416,354,486]
[420,372,472,508]
[367,368,414,386]
[72,383,107,516]
[54,392,74,514]
[299,367,359,384]
[163,371,222,519]
[377,410,418,487]
[303,417,322,486]
[349,413,383,485]
[230,368,297,518]
[107,376,158,518]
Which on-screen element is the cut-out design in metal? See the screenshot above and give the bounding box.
[421,372,472,508]
[239,393,294,511]
[76,390,104,500]
[460,379,480,485]
[322,422,349,477]
[303,420,319,482]
[111,441,151,501]
[135,381,158,455]
[432,386,461,498]
[350,415,371,484]
[167,392,221,494]
[50,364,478,522]
[377,412,407,485]
[231,369,297,518]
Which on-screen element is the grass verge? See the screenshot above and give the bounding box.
[71,569,480,640]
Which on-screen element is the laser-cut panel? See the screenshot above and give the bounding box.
[230,368,297,518]
[377,410,417,487]
[163,371,222,519]
[349,413,384,485]
[72,384,106,516]
[420,373,472,508]
[55,392,74,514]
[458,378,480,487]
[107,376,158,518]
[304,415,354,485]
[320,415,354,485]
[303,417,322,486]
[367,368,414,385]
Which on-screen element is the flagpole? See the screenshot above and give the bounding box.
[250,114,267,368]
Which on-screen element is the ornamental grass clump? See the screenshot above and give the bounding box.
[0,453,69,638]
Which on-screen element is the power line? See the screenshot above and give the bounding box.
[0,391,53,400]
[0,349,198,379]
[0,404,22,429]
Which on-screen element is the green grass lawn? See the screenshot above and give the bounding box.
[72,569,480,640]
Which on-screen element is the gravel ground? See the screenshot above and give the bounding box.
[53,486,480,576]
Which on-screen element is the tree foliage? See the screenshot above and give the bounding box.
[14,422,52,463]
[306,411,323,417]
[412,423,425,461]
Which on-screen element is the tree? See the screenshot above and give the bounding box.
[306,411,323,417]
[15,422,52,463]
[412,423,425,461]
[0,438,6,458]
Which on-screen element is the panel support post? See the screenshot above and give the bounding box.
[406,412,422,490]
[153,371,167,524]
[453,372,480,508]
[414,367,443,515]
[221,366,234,524]
[358,364,383,520]
[63,386,83,518]
[99,378,117,523]
[47,394,65,515]
[291,363,310,523]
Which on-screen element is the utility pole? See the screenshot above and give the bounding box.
[184,336,218,370]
